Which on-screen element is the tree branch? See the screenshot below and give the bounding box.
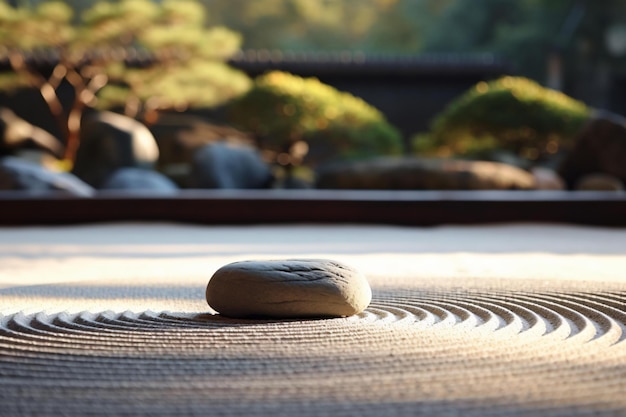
[8,50,69,145]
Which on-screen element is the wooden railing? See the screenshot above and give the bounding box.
[1,190,624,226]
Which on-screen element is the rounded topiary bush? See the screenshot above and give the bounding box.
[417,76,591,161]
[227,71,403,166]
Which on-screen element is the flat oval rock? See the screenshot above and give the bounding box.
[206,259,371,319]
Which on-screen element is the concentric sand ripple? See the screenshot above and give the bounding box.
[1,289,626,416]
[360,289,626,345]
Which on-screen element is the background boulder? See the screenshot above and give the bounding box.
[316,157,536,190]
[100,167,179,195]
[575,173,624,191]
[559,112,626,189]
[150,113,255,186]
[0,156,93,196]
[189,142,273,189]
[72,111,159,187]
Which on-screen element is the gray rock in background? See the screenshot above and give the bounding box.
[100,167,179,195]
[0,156,93,196]
[316,157,536,190]
[189,142,273,189]
[151,113,256,186]
[531,167,565,190]
[559,111,626,189]
[72,111,159,187]
[575,173,624,191]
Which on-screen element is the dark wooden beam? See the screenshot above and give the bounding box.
[1,190,625,226]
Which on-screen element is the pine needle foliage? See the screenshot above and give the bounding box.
[0,0,250,162]
[419,76,590,160]
[228,71,403,166]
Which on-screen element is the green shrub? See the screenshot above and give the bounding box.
[420,76,591,160]
[227,71,403,165]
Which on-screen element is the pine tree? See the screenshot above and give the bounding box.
[0,0,250,163]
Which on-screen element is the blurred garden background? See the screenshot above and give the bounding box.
[1,0,626,194]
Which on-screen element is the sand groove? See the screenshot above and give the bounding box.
[1,288,626,416]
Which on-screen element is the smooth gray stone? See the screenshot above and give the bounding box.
[559,111,626,189]
[206,259,371,319]
[0,156,94,196]
[575,173,624,191]
[189,142,273,189]
[316,157,536,190]
[72,111,159,187]
[100,167,179,194]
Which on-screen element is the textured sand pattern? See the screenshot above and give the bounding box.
[1,224,626,416]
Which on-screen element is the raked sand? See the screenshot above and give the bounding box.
[1,223,625,416]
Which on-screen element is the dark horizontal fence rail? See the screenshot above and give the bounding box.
[228,50,509,77]
[1,191,625,227]
[0,49,509,77]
